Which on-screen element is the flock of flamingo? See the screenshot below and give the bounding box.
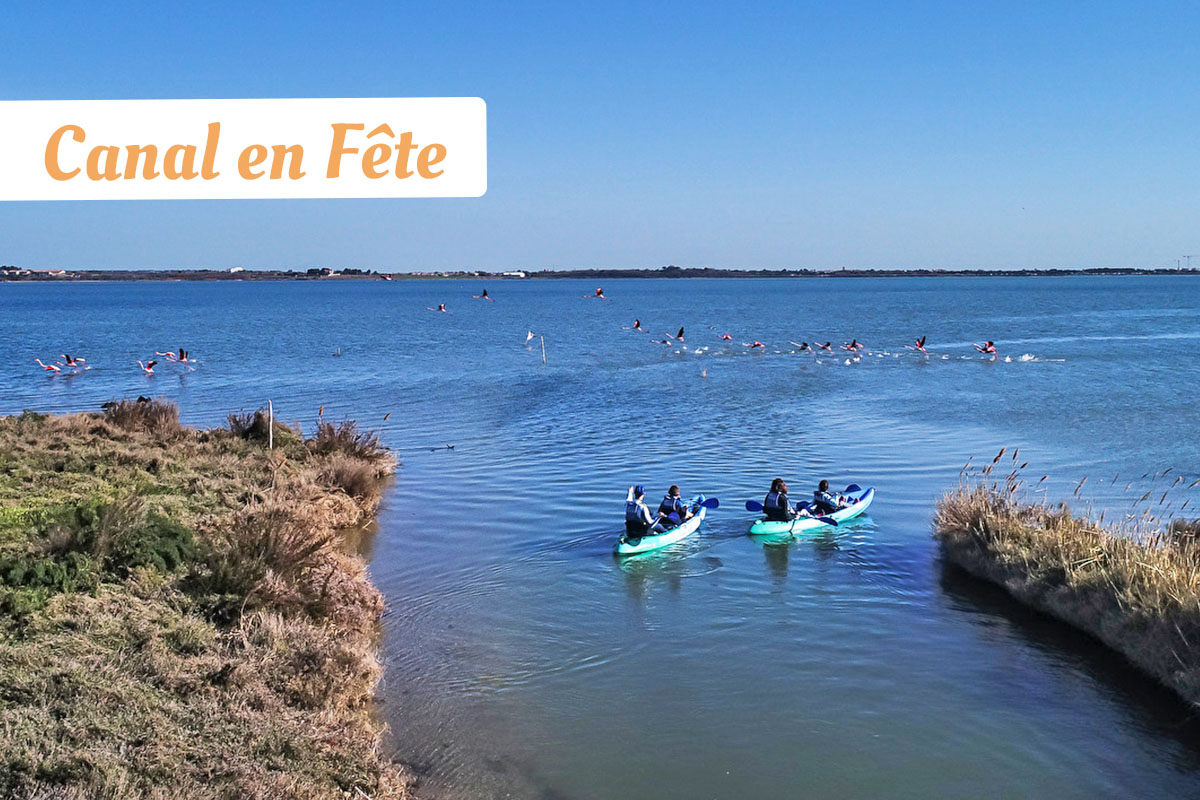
[33,286,1003,380]
[34,348,194,377]
[429,286,1001,360]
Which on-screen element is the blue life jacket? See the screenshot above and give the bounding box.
[763,490,792,521]
[658,494,684,518]
[625,499,651,536]
[812,490,839,514]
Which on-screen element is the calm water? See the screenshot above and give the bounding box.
[3,276,1200,798]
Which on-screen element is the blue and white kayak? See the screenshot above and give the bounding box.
[616,505,706,555]
[748,487,875,536]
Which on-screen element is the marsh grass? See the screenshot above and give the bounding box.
[936,448,1200,706]
[0,402,410,799]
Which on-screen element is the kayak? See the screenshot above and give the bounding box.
[615,505,706,555]
[748,487,875,536]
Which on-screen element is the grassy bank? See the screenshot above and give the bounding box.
[0,401,410,799]
[935,452,1200,707]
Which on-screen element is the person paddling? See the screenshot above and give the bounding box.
[657,485,693,526]
[763,478,797,521]
[811,480,847,515]
[624,485,665,538]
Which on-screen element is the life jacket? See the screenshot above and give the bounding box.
[812,490,839,514]
[658,495,683,517]
[625,499,651,536]
[763,490,791,521]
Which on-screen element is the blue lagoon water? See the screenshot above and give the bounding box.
[3,276,1200,798]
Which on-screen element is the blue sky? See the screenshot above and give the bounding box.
[1,1,1197,270]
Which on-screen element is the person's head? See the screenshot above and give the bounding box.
[668,484,680,498]
[634,485,645,499]
[818,479,830,492]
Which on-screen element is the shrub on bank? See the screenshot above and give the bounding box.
[0,401,409,799]
[935,452,1200,706]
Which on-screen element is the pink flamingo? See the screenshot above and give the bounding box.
[137,360,157,376]
[35,358,61,373]
[905,335,928,354]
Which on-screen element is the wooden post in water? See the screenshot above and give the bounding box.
[268,400,274,450]
[541,336,546,365]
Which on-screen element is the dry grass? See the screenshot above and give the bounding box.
[935,449,1200,706]
[0,402,409,799]
[308,419,394,471]
[101,398,182,437]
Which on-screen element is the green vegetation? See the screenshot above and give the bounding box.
[935,451,1200,707]
[0,400,410,799]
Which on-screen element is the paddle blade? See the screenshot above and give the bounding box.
[699,497,719,509]
[817,516,839,526]
[844,483,862,493]
[745,500,764,512]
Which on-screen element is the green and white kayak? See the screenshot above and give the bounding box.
[615,505,706,555]
[748,487,875,536]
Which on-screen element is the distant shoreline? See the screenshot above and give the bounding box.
[2,265,1199,282]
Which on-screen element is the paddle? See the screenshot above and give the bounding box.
[745,499,838,526]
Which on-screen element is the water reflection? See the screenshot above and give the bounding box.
[939,559,1200,766]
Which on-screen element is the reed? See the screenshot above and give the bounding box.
[0,401,411,799]
[935,449,1200,706]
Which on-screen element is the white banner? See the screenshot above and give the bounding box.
[0,97,486,200]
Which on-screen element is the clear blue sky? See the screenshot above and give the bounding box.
[1,1,1197,270]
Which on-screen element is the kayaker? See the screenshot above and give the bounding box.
[657,485,692,526]
[625,485,664,537]
[811,480,847,515]
[763,478,797,521]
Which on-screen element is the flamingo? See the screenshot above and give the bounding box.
[622,319,646,332]
[905,335,928,354]
[788,341,811,351]
[841,339,863,352]
[816,341,833,353]
[664,327,684,343]
[721,333,732,341]
[473,288,494,301]
[746,341,765,349]
[974,340,996,355]
[35,358,61,373]
[525,331,535,344]
[426,303,448,313]
[137,360,157,376]
[587,288,605,299]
